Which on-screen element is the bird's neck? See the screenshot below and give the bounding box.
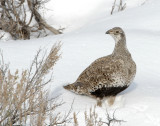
[112,35,129,56]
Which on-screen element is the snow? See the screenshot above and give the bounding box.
[44,0,147,32]
[1,0,160,125]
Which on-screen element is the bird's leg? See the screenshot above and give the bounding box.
[97,98,103,107]
[107,96,116,106]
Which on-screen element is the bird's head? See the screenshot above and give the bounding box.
[106,27,125,41]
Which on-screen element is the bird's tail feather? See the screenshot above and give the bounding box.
[63,82,87,95]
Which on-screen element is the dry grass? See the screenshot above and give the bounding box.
[0,43,72,126]
[84,106,125,126]
[84,106,103,126]
[73,112,79,126]
[70,105,125,126]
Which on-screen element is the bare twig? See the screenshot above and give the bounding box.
[111,0,117,15]
[111,0,126,15]
[49,100,74,126]
[100,109,126,126]
[0,33,5,39]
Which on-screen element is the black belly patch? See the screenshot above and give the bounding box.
[90,85,128,99]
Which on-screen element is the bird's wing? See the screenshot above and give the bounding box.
[76,55,126,87]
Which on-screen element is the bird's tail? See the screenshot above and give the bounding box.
[63,82,86,95]
[63,84,73,90]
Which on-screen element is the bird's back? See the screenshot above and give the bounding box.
[77,54,131,88]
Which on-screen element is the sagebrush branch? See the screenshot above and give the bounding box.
[0,0,61,40]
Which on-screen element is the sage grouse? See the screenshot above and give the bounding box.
[64,27,136,106]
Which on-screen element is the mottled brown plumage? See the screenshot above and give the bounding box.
[64,27,136,106]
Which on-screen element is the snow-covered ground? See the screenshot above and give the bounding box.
[1,0,160,125]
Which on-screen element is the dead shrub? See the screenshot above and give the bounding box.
[0,43,72,126]
[0,0,61,40]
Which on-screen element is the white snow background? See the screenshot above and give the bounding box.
[0,0,160,125]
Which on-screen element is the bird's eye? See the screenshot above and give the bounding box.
[115,31,119,33]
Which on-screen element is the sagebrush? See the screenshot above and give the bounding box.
[0,43,72,126]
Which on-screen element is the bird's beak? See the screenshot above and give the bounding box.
[105,29,114,34]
